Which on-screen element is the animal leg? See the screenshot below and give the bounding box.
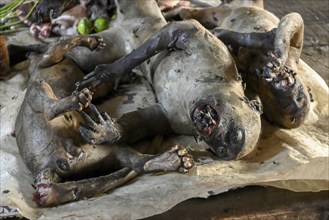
[79,104,194,173]
[257,13,309,128]
[79,103,170,144]
[112,144,194,174]
[37,35,106,68]
[211,13,309,128]
[27,80,93,120]
[7,44,48,66]
[75,20,199,90]
[33,167,137,207]
[211,28,276,52]
[263,13,304,77]
[211,13,304,82]
[33,144,194,207]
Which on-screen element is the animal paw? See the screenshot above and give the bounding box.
[33,176,52,207]
[79,103,122,144]
[75,88,93,111]
[32,169,60,207]
[271,66,296,90]
[33,169,79,207]
[258,52,281,81]
[258,53,296,89]
[87,36,106,51]
[143,145,194,173]
[75,61,124,92]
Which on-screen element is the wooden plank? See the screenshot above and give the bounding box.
[145,186,329,219]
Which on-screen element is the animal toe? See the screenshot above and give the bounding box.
[79,125,96,144]
[182,157,194,169]
[95,36,106,50]
[78,89,93,108]
[170,144,195,171]
[33,182,52,207]
[178,148,188,156]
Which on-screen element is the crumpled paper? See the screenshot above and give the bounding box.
[0,50,328,219]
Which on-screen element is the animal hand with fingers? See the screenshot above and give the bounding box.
[80,103,123,144]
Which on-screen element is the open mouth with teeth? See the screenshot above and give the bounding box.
[192,104,219,139]
[273,66,296,89]
[261,61,297,90]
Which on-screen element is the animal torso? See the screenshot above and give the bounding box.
[66,0,262,159]
[219,6,279,32]
[15,57,84,176]
[151,20,242,134]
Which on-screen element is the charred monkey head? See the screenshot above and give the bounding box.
[191,93,262,160]
[258,71,311,128]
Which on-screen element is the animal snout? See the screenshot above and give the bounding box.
[216,146,228,158]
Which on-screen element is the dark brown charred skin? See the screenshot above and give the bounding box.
[7,44,47,67]
[75,2,262,161]
[211,13,310,128]
[75,21,198,91]
[15,36,193,207]
[29,0,80,23]
[75,21,205,145]
[192,104,219,139]
[189,95,261,160]
[33,167,138,207]
[170,2,310,129]
[32,143,192,207]
[80,104,171,144]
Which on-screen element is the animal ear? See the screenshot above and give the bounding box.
[241,96,263,114]
[249,99,263,114]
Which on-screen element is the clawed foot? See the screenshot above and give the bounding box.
[79,103,122,144]
[257,52,296,89]
[32,169,69,207]
[33,171,79,207]
[73,88,93,111]
[87,36,106,51]
[33,174,52,207]
[143,145,194,173]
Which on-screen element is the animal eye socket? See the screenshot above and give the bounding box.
[230,129,243,143]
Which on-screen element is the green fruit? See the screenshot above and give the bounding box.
[78,17,93,35]
[94,17,109,33]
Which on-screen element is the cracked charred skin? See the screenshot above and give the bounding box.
[75,17,262,160]
[13,2,197,206]
[14,0,313,207]
[174,3,311,129]
[29,0,80,23]
[190,95,261,160]
[14,36,111,206]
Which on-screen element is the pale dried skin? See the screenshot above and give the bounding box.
[76,18,262,160]
[68,0,263,162]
